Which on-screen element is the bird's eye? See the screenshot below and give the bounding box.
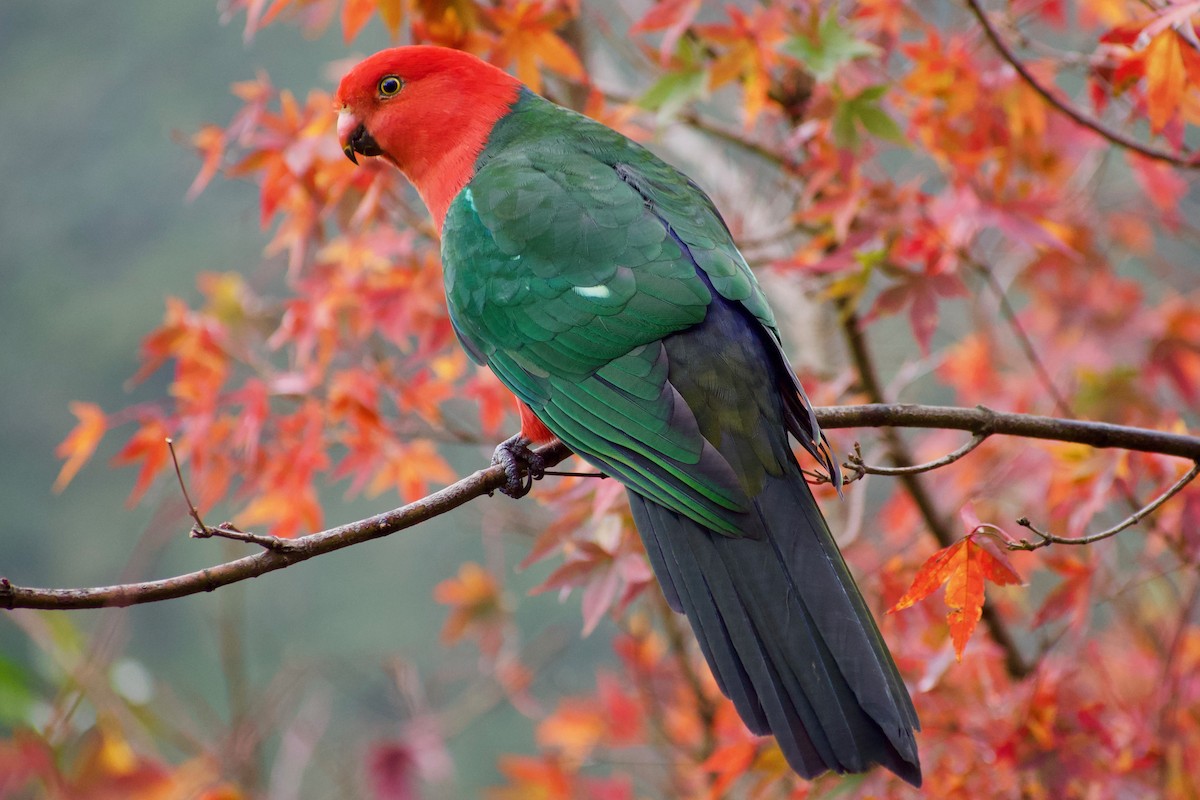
[378,76,403,97]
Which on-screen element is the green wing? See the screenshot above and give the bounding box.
[440,96,818,534]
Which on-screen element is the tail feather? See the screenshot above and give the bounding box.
[629,466,922,786]
[640,514,772,734]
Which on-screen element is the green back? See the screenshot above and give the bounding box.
[441,90,792,534]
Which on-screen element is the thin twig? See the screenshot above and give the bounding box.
[191,524,299,554]
[815,403,1200,460]
[1009,462,1200,551]
[170,437,297,553]
[963,0,1200,169]
[167,438,208,533]
[842,433,991,481]
[972,261,1073,417]
[839,307,1035,677]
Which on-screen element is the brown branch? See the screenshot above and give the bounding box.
[841,434,990,481]
[817,403,1200,461]
[1009,462,1200,551]
[2,405,1197,614]
[971,261,1073,417]
[839,309,1035,678]
[0,443,570,611]
[964,0,1200,169]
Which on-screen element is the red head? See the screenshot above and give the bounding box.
[335,46,523,230]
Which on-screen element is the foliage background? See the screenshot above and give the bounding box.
[0,2,612,796]
[2,0,1200,797]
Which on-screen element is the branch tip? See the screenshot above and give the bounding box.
[1007,463,1200,551]
[963,0,1199,168]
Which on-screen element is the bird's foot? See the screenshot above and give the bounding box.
[491,434,545,499]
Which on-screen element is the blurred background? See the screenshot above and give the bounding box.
[0,3,614,795]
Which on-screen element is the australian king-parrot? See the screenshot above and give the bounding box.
[335,46,920,784]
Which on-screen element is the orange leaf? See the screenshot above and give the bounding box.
[1144,30,1186,133]
[186,125,226,201]
[433,562,505,646]
[702,740,758,798]
[366,439,455,502]
[537,699,607,762]
[341,0,375,43]
[944,539,988,659]
[888,539,963,612]
[111,418,173,506]
[54,403,107,492]
[891,535,1022,660]
[631,0,701,62]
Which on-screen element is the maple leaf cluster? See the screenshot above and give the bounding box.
[19,0,1200,796]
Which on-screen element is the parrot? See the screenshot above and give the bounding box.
[335,45,920,785]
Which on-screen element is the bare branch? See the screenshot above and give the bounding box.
[171,437,301,553]
[0,442,571,611]
[963,0,1200,169]
[817,404,1200,461]
[838,308,1035,678]
[971,261,1073,418]
[167,438,209,533]
[1009,462,1200,551]
[1,404,1197,614]
[843,433,991,481]
[191,523,300,554]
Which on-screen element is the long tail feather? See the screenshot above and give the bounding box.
[630,467,922,786]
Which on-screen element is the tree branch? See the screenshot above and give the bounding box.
[841,434,990,481]
[2,405,1196,613]
[963,0,1200,169]
[817,403,1200,461]
[0,443,571,611]
[838,310,1036,677]
[1009,462,1200,551]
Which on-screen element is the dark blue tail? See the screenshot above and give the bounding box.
[629,466,921,785]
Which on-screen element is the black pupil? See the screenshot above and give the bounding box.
[382,78,399,94]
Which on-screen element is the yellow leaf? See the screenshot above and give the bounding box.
[376,0,406,37]
[1144,31,1186,133]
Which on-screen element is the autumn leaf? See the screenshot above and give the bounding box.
[376,0,407,37]
[1143,30,1187,133]
[236,485,323,537]
[696,5,787,123]
[536,673,642,763]
[366,740,418,800]
[341,0,375,42]
[530,513,654,636]
[434,562,507,653]
[487,2,584,94]
[54,402,107,493]
[488,754,573,800]
[111,418,173,507]
[630,0,701,63]
[366,439,456,503]
[186,125,227,201]
[865,267,965,355]
[891,531,1023,660]
[702,741,758,798]
[1033,555,1095,629]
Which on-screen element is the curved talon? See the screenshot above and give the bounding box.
[491,434,544,499]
